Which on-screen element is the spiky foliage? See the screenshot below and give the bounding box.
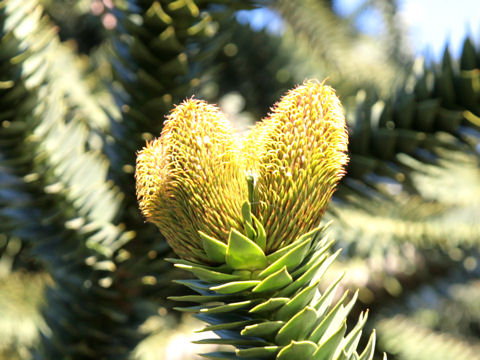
[332,38,480,287]
[1,0,258,358]
[327,37,480,359]
[376,277,480,360]
[170,224,377,360]
[203,0,410,118]
[377,316,480,360]
[0,272,48,359]
[209,5,480,356]
[2,0,480,358]
[344,40,480,194]
[136,82,379,358]
[0,1,146,358]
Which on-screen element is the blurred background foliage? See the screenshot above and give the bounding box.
[0,0,479,359]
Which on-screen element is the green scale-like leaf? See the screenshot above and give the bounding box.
[242,321,285,338]
[226,229,268,270]
[277,341,318,360]
[252,266,293,293]
[201,231,228,263]
[275,306,319,345]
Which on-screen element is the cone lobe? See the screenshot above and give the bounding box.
[247,81,349,252]
[136,99,247,262]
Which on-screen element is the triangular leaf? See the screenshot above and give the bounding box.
[310,291,349,343]
[315,273,345,317]
[200,231,227,263]
[241,321,285,337]
[340,311,369,357]
[252,266,292,293]
[275,307,318,345]
[241,201,256,239]
[277,341,318,360]
[167,294,229,303]
[290,239,334,278]
[175,263,240,282]
[275,279,321,321]
[196,313,251,327]
[173,279,213,292]
[267,227,321,263]
[358,331,376,360]
[226,228,267,270]
[277,252,341,298]
[236,346,280,358]
[176,301,255,314]
[310,291,359,350]
[197,319,256,333]
[318,291,358,344]
[258,236,312,278]
[313,321,347,360]
[249,297,290,314]
[199,300,256,314]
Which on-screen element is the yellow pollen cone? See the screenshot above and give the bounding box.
[136,81,349,263]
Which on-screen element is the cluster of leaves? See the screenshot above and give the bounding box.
[169,208,378,360]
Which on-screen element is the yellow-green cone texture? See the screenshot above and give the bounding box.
[136,81,348,263]
[246,80,349,252]
[136,99,247,262]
